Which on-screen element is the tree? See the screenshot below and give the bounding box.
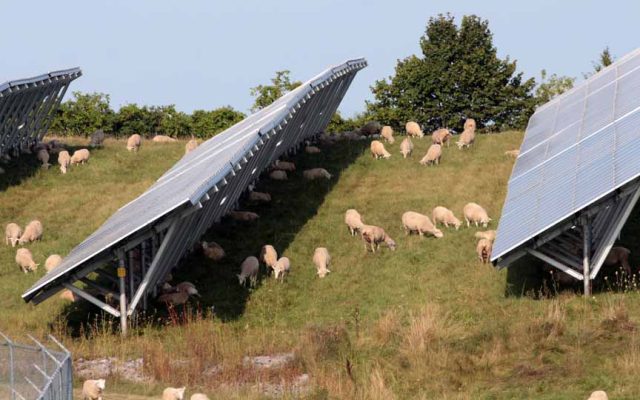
[50,92,114,136]
[190,107,245,138]
[534,69,575,106]
[367,14,536,132]
[584,47,615,78]
[250,70,302,112]
[159,105,192,137]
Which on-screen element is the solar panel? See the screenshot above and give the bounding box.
[492,48,640,263]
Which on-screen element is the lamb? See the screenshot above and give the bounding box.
[419,144,442,166]
[400,137,413,158]
[504,149,520,158]
[238,256,260,287]
[370,140,391,159]
[405,121,424,139]
[89,129,106,147]
[345,209,365,236]
[59,289,78,302]
[463,203,491,227]
[5,223,22,247]
[82,378,106,400]
[380,126,395,144]
[185,139,198,154]
[249,191,271,203]
[162,387,186,400]
[305,146,321,154]
[126,134,142,152]
[457,118,476,149]
[474,230,497,242]
[202,241,225,261]
[476,238,493,263]
[260,245,278,271]
[303,168,332,180]
[273,256,291,280]
[70,149,90,165]
[401,211,443,238]
[37,149,50,169]
[152,135,178,143]
[313,247,331,278]
[432,206,461,230]
[432,128,452,147]
[16,248,38,273]
[273,160,296,171]
[19,220,43,244]
[269,170,288,180]
[360,121,382,136]
[58,150,71,174]
[45,254,63,272]
[604,246,632,276]
[228,211,259,222]
[361,225,396,252]
[190,394,210,400]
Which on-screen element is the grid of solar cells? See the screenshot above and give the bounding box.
[492,49,640,262]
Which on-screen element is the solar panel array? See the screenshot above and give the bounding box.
[0,68,81,157]
[492,48,640,262]
[23,59,367,304]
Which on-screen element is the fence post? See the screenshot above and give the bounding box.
[0,332,16,400]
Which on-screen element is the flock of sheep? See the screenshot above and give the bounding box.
[82,379,203,400]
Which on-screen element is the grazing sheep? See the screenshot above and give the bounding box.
[202,241,225,261]
[419,144,442,166]
[260,245,278,271]
[303,168,331,180]
[505,149,520,158]
[157,287,197,306]
[70,149,90,165]
[19,220,43,244]
[162,387,186,400]
[238,256,260,287]
[152,135,178,143]
[432,128,452,147]
[82,378,106,400]
[190,394,210,400]
[587,391,608,400]
[59,289,78,302]
[89,129,106,147]
[463,203,491,228]
[381,126,395,144]
[370,140,392,159]
[273,256,291,280]
[476,238,493,263]
[58,150,71,174]
[185,139,198,154]
[16,248,38,273]
[45,254,63,272]
[464,118,476,131]
[305,146,321,154]
[37,149,50,169]
[457,118,476,149]
[126,134,142,152]
[228,211,259,222]
[405,121,424,139]
[269,170,288,180]
[402,211,443,238]
[273,160,296,171]
[432,206,461,230]
[360,121,382,136]
[604,246,632,276]
[313,247,331,278]
[361,225,397,252]
[475,230,497,242]
[345,209,365,236]
[5,223,22,247]
[400,137,414,158]
[249,191,271,203]
[175,282,200,297]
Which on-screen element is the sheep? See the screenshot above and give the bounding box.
[152,135,178,143]
[305,146,321,154]
[588,391,608,400]
[70,149,90,165]
[419,144,442,166]
[380,126,395,144]
[19,220,43,244]
[405,121,424,139]
[345,209,365,236]
[89,129,105,147]
[260,245,278,271]
[474,230,497,242]
[269,170,288,180]
[360,121,382,136]
[313,247,331,278]
[126,134,142,152]
[16,248,38,273]
[432,206,461,230]
[370,140,391,159]
[604,246,632,276]
[504,149,520,158]
[185,139,198,154]
[45,254,63,272]
[190,394,210,400]
[273,256,291,280]
[238,256,259,287]
[157,284,199,305]
[5,223,22,247]
[273,160,296,171]
[361,225,396,252]
[175,281,201,297]
[58,150,71,174]
[162,387,186,400]
[401,211,443,238]
[82,378,106,400]
[249,191,271,203]
[59,289,78,302]
[457,119,476,149]
[37,149,50,169]
[463,203,491,227]
[464,118,477,131]
[432,128,452,147]
[303,168,331,180]
[201,241,225,261]
[476,238,493,263]
[228,211,259,222]
[400,137,413,158]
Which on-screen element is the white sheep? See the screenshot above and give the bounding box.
[202,241,225,261]
[19,220,43,244]
[431,128,452,147]
[58,150,71,174]
[361,225,396,252]
[464,118,476,131]
[402,211,443,238]
[273,160,296,171]
[400,137,413,158]
[474,230,497,242]
[45,254,63,272]
[370,140,391,159]
[190,394,210,400]
[238,256,259,287]
[273,256,291,280]
[457,118,476,149]
[127,134,142,152]
[185,139,198,154]
[228,211,259,222]
[249,191,271,203]
[504,149,520,158]
[175,281,200,297]
[82,378,106,400]
[405,121,424,139]
[59,289,78,302]
[162,387,186,400]
[269,170,288,180]
[152,135,177,143]
[5,223,22,247]
[476,238,493,263]
[305,146,321,154]
[588,391,608,400]
[419,144,442,166]
[37,149,50,169]
[260,245,278,271]
[16,248,38,273]
[345,209,365,236]
[463,203,491,227]
[303,168,331,180]
[381,126,395,144]
[313,247,331,278]
[432,206,461,230]
[70,149,90,165]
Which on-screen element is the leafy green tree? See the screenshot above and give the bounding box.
[326,111,366,133]
[190,107,245,138]
[50,91,114,136]
[534,69,575,106]
[584,47,615,78]
[250,70,302,112]
[159,105,192,137]
[367,14,536,132]
[113,104,149,137]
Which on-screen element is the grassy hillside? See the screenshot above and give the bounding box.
[2,133,640,399]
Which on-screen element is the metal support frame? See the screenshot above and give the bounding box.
[582,216,592,296]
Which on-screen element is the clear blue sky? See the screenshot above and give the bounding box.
[2,0,639,117]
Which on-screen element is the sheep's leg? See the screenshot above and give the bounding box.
[475,221,478,227]
[465,218,470,228]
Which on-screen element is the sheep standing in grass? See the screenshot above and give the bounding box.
[305,145,321,154]
[152,135,177,143]
[432,128,452,147]
[457,118,476,149]
[400,137,413,158]
[381,126,395,144]
[175,282,200,297]
[16,248,38,273]
[476,238,493,263]
[463,203,491,227]
[162,387,186,400]
[229,211,259,222]
[313,247,331,278]
[273,160,295,171]
[5,223,22,247]
[405,121,424,139]
[202,241,225,261]
[45,254,63,272]
[588,391,608,400]
[604,246,632,276]
[238,256,259,287]
[269,170,288,180]
[273,256,291,280]
[126,134,142,152]
[157,284,199,306]
[260,245,278,272]
[70,149,90,165]
[303,168,332,180]
[185,139,198,154]
[82,378,106,400]
[432,207,461,230]
[505,149,520,158]
[370,140,391,159]
[58,150,71,174]
[361,225,397,252]
[402,211,443,238]
[419,144,442,166]
[475,230,497,242]
[190,394,210,400]
[89,129,105,148]
[249,191,271,203]
[345,209,365,236]
[19,220,43,244]
[37,149,50,169]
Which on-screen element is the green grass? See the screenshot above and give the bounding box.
[2,132,640,399]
